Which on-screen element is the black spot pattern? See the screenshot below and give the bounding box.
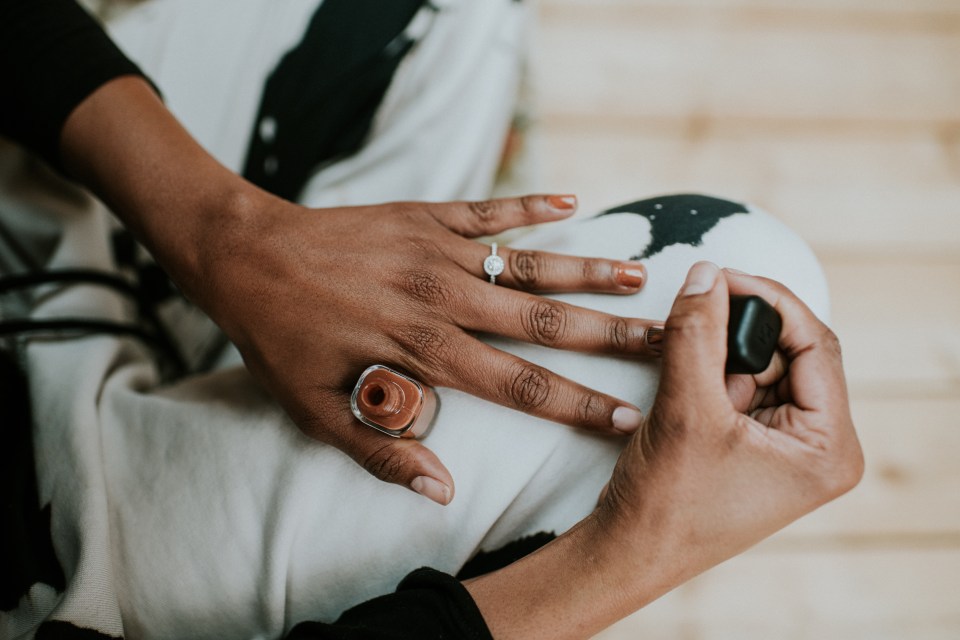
[36,621,121,640]
[242,0,428,201]
[599,194,749,259]
[0,348,65,612]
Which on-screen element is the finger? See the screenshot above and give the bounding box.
[722,270,850,415]
[420,333,646,436]
[465,242,648,294]
[725,349,789,412]
[460,283,664,357]
[427,194,579,237]
[300,389,455,505]
[660,261,732,403]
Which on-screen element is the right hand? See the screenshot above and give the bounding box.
[598,262,864,582]
[466,262,863,640]
[467,263,864,640]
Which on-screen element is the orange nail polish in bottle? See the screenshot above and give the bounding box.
[350,365,437,438]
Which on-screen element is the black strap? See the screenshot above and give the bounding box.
[242,0,429,201]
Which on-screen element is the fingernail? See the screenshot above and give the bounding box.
[612,406,644,434]
[411,476,451,506]
[645,325,665,353]
[725,268,749,276]
[616,261,647,288]
[546,195,577,213]
[682,261,719,296]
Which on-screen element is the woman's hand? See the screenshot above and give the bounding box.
[61,77,663,505]
[467,263,864,638]
[597,262,864,572]
[193,193,662,505]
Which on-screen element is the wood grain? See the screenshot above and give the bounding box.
[539,123,960,256]
[594,548,960,640]
[532,0,960,637]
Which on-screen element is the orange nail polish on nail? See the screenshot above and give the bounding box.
[616,262,647,288]
[645,325,665,353]
[351,365,437,438]
[547,195,577,211]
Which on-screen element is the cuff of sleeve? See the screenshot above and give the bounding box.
[287,567,494,640]
[396,568,493,639]
[0,0,158,171]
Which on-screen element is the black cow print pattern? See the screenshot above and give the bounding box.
[599,194,749,259]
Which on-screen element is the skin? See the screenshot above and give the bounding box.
[466,262,864,638]
[59,76,663,506]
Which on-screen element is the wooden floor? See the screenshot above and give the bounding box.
[532,1,960,637]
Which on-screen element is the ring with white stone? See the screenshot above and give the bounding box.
[483,242,505,284]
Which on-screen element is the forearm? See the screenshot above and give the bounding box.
[59,75,276,299]
[464,514,685,640]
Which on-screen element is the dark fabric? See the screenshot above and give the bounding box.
[286,568,493,640]
[0,0,149,170]
[242,0,428,202]
[0,346,65,612]
[456,532,556,581]
[36,621,122,640]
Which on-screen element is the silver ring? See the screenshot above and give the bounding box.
[483,242,505,284]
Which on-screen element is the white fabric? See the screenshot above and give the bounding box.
[0,2,830,638]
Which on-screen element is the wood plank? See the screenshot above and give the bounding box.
[774,398,960,539]
[534,15,960,123]
[823,260,960,397]
[537,123,960,257]
[543,0,960,15]
[593,548,960,640]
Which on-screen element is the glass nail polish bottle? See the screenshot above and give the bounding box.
[351,365,437,438]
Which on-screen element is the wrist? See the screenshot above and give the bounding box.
[59,75,283,302]
[466,512,684,640]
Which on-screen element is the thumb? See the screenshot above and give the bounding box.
[354,435,455,506]
[303,392,456,506]
[660,261,731,400]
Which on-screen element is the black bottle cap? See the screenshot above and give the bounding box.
[726,295,782,374]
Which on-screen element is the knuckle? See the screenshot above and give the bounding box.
[362,443,410,484]
[505,362,551,411]
[607,317,630,351]
[399,269,450,307]
[665,308,721,340]
[576,392,607,426]
[827,441,865,497]
[467,199,499,224]
[580,258,608,283]
[510,250,545,289]
[519,195,540,215]
[822,327,843,358]
[523,300,567,346]
[396,324,450,372]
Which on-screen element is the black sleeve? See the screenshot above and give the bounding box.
[0,0,150,168]
[285,568,494,640]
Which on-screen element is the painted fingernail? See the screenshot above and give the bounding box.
[411,476,452,506]
[645,325,665,353]
[616,261,647,288]
[612,406,644,434]
[682,261,719,296]
[547,195,577,213]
